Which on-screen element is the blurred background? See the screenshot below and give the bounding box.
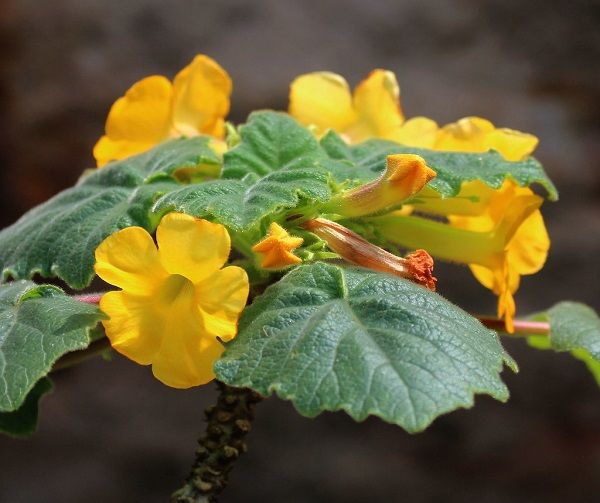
[0,0,599,501]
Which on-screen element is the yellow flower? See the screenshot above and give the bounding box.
[434,117,538,161]
[289,69,404,143]
[94,54,232,167]
[369,180,550,331]
[288,70,537,161]
[252,222,304,268]
[448,181,549,331]
[94,212,249,388]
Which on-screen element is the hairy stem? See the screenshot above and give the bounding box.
[51,337,111,372]
[172,382,263,503]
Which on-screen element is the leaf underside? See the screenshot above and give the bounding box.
[0,280,104,413]
[0,377,52,437]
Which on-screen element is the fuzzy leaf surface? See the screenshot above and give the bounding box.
[153,169,331,230]
[0,281,104,413]
[0,138,216,288]
[215,263,514,432]
[528,302,600,385]
[320,130,558,200]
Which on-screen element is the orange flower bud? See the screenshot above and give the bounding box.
[303,218,436,290]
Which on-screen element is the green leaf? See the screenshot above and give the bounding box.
[0,377,52,437]
[153,169,331,231]
[154,112,334,230]
[320,130,558,200]
[0,281,105,413]
[215,263,514,433]
[0,138,215,288]
[222,111,323,179]
[528,302,600,385]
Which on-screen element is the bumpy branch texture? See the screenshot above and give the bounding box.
[172,382,262,503]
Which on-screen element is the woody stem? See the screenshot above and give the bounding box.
[171,381,263,503]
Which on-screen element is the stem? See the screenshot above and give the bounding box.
[172,381,263,503]
[51,337,111,372]
[73,292,103,304]
[478,316,550,336]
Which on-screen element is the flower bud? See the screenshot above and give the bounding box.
[323,154,436,218]
[303,218,436,290]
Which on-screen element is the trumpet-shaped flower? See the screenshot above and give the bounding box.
[94,54,232,167]
[95,212,249,388]
[252,222,303,268]
[369,180,550,331]
[289,69,537,161]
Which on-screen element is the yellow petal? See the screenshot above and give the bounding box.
[390,117,438,148]
[484,128,539,161]
[93,136,157,168]
[506,209,550,275]
[350,69,404,142]
[196,266,249,342]
[435,116,494,152]
[94,76,173,166]
[100,290,163,365]
[289,72,356,136]
[152,329,224,388]
[171,55,232,139]
[156,213,230,283]
[95,226,166,294]
[150,274,222,388]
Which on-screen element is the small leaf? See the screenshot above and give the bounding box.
[154,168,331,231]
[528,302,600,385]
[0,281,105,412]
[222,111,323,179]
[0,377,52,437]
[320,130,558,200]
[0,138,215,288]
[215,263,513,433]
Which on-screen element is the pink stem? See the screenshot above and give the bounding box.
[478,316,550,335]
[69,293,550,336]
[73,293,104,304]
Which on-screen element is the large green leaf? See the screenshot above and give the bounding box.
[528,302,600,385]
[215,263,514,433]
[154,112,334,230]
[0,137,216,288]
[0,377,52,437]
[320,130,558,200]
[0,281,104,413]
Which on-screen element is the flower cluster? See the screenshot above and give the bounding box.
[94,54,550,388]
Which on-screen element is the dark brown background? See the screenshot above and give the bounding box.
[0,1,599,501]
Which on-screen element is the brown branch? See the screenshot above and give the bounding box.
[172,382,263,503]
